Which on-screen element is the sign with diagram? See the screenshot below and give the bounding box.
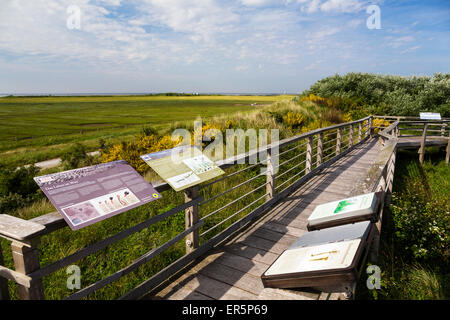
[261,221,373,291]
[263,239,362,276]
[34,160,161,230]
[307,192,379,230]
[141,145,225,192]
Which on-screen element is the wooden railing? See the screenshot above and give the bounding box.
[375,116,450,163]
[1,114,449,300]
[0,115,402,300]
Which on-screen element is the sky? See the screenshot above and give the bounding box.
[0,0,449,94]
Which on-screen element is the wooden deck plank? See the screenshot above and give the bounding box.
[198,263,266,296]
[223,243,279,266]
[152,138,384,301]
[212,251,270,277]
[234,234,289,255]
[255,220,307,238]
[257,288,320,300]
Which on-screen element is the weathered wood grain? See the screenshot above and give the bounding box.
[0,215,45,242]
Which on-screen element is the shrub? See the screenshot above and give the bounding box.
[390,158,449,264]
[390,193,449,262]
[61,143,96,170]
[0,193,25,213]
[0,165,44,213]
[372,118,391,133]
[282,112,305,128]
[101,134,180,173]
[0,166,40,197]
[301,72,450,117]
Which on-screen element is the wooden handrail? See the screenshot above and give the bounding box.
[2,116,371,242]
[0,115,375,300]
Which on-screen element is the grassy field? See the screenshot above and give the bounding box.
[0,95,293,167]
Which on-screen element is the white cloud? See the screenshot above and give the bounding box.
[347,18,363,28]
[400,46,420,54]
[320,0,365,13]
[386,36,415,48]
[299,0,369,14]
[136,0,240,42]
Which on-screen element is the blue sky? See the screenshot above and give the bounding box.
[0,0,449,94]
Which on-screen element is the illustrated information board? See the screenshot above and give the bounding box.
[141,146,225,192]
[308,192,377,226]
[34,160,161,230]
[264,239,361,276]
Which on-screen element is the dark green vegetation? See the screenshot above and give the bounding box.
[0,165,42,214]
[358,148,449,300]
[303,72,450,118]
[0,95,290,168]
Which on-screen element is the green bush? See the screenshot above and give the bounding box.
[370,152,450,300]
[0,165,43,213]
[390,193,449,262]
[0,193,25,213]
[0,166,40,197]
[302,72,450,117]
[61,143,96,170]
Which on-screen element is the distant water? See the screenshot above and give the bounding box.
[0,92,295,97]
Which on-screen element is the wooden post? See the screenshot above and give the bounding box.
[0,242,10,300]
[11,241,44,300]
[349,124,354,147]
[358,122,362,142]
[369,116,374,138]
[419,123,428,165]
[446,138,450,164]
[184,186,199,254]
[385,152,396,206]
[336,128,342,155]
[441,123,447,137]
[316,133,324,167]
[265,149,276,202]
[305,136,313,174]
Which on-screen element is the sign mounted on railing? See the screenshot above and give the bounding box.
[261,221,373,292]
[420,112,441,120]
[141,146,224,192]
[34,160,162,231]
[307,192,382,230]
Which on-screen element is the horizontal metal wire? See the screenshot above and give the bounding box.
[199,171,264,206]
[275,168,307,191]
[322,151,336,161]
[278,140,308,156]
[323,130,338,139]
[200,181,268,221]
[323,136,338,145]
[275,159,307,179]
[340,142,351,150]
[278,150,307,167]
[199,192,267,237]
[199,161,262,190]
[322,144,337,154]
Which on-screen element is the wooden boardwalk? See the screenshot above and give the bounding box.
[149,139,382,300]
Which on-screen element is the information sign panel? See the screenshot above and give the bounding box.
[141,146,224,192]
[307,192,379,230]
[34,160,161,230]
[420,112,441,120]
